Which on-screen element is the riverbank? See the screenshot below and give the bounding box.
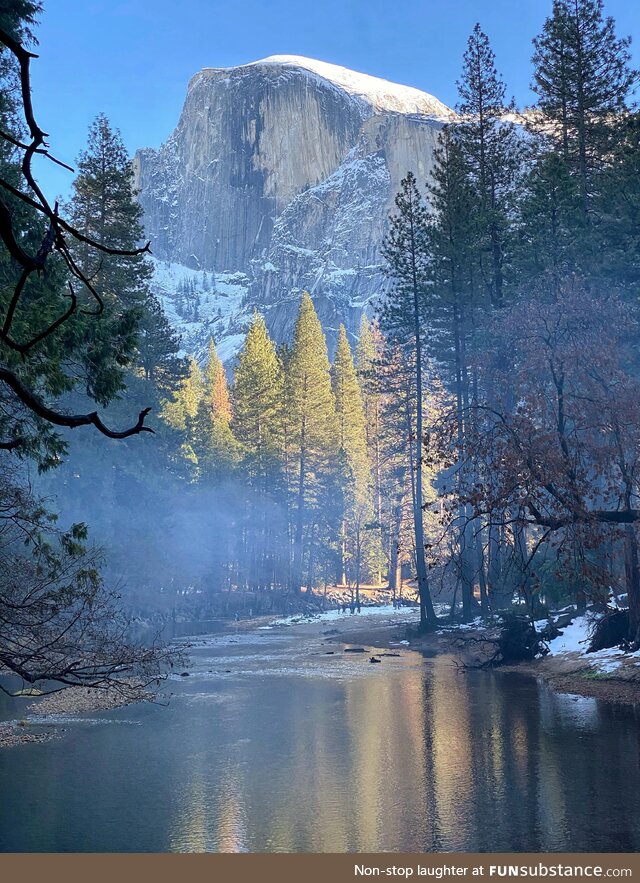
[136,604,640,708]
[0,683,152,749]
[325,609,640,706]
[3,603,639,749]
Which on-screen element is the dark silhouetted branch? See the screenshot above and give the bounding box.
[0,368,154,439]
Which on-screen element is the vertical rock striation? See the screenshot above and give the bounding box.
[134,56,453,358]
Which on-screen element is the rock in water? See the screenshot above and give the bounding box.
[134,56,453,360]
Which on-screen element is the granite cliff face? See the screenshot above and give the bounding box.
[134,56,452,360]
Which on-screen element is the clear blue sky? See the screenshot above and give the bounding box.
[29,0,640,199]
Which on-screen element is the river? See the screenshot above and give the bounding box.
[1,609,639,852]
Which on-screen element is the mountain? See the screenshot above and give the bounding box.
[134,56,453,361]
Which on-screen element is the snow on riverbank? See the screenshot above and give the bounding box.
[545,615,640,675]
[264,604,638,679]
[260,603,421,629]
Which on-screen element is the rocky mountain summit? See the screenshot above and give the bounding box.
[134,56,453,361]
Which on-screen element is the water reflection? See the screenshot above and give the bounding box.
[1,631,639,853]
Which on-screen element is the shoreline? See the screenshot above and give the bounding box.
[0,683,152,750]
[3,606,639,749]
[326,614,640,706]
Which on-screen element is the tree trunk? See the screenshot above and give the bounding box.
[413,268,436,629]
[487,521,502,609]
[292,439,306,593]
[453,302,474,621]
[624,524,640,643]
[306,521,316,596]
[475,530,489,615]
[388,501,402,596]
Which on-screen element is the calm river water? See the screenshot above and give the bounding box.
[1,611,640,852]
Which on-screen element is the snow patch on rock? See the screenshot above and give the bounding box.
[150,259,251,364]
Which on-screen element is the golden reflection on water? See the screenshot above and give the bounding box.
[171,771,249,852]
[342,664,428,851]
[3,639,640,853]
[165,650,640,853]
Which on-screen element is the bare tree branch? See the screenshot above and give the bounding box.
[0,368,154,439]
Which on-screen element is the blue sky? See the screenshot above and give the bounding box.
[30,0,640,199]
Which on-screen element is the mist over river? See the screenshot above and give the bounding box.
[1,611,639,852]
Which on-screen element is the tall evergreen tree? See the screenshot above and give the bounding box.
[333,324,375,599]
[380,173,438,628]
[532,0,636,216]
[285,292,338,592]
[1,93,166,466]
[67,114,152,405]
[194,398,241,484]
[333,325,369,485]
[69,114,151,303]
[595,112,640,297]
[425,129,482,618]
[232,313,285,589]
[161,355,204,432]
[203,337,232,423]
[193,341,240,482]
[376,338,415,597]
[137,293,185,394]
[426,129,480,362]
[512,151,584,294]
[356,316,386,583]
[233,313,283,486]
[457,23,520,307]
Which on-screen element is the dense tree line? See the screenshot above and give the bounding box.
[156,297,390,606]
[378,0,640,641]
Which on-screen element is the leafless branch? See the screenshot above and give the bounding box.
[0,368,154,439]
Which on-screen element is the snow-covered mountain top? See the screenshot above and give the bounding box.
[200,55,454,119]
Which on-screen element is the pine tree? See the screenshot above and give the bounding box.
[231,313,285,589]
[425,129,483,619]
[457,24,521,307]
[233,313,284,485]
[192,340,241,482]
[356,316,386,583]
[356,316,380,491]
[137,293,185,394]
[203,337,232,423]
[161,354,204,460]
[69,114,151,305]
[426,128,480,361]
[333,325,369,481]
[512,151,584,294]
[193,398,241,484]
[380,173,438,627]
[595,112,640,297]
[333,324,375,599]
[285,292,338,592]
[532,0,636,216]
[67,114,152,406]
[375,338,414,598]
